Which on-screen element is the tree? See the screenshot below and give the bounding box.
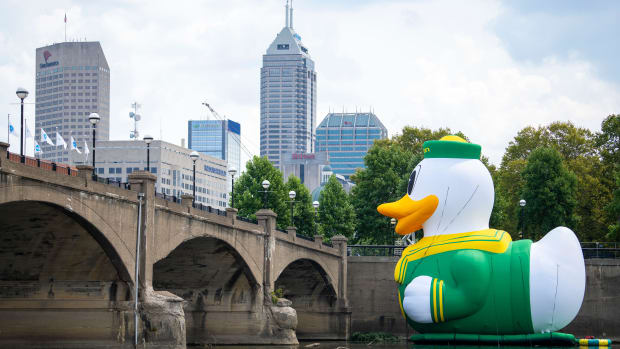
[494,121,610,240]
[520,147,577,240]
[596,115,620,240]
[606,171,620,241]
[285,175,316,237]
[350,127,468,244]
[318,175,356,241]
[233,156,290,229]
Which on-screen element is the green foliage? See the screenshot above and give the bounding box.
[318,175,356,241]
[606,170,620,241]
[233,156,289,229]
[350,332,400,343]
[494,121,615,241]
[285,175,317,237]
[350,127,466,244]
[270,287,284,305]
[521,147,577,240]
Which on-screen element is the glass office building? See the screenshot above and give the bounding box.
[316,112,388,178]
[260,2,317,170]
[188,119,241,195]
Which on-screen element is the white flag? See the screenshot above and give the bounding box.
[41,128,54,146]
[70,136,81,153]
[25,124,32,138]
[8,120,18,137]
[34,140,41,153]
[84,141,90,155]
[56,132,67,149]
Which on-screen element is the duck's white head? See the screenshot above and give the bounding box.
[378,136,494,237]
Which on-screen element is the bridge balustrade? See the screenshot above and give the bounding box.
[348,243,620,259]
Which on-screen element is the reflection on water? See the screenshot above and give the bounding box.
[208,341,562,349]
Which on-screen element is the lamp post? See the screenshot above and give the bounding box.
[88,113,100,178]
[260,180,270,208]
[519,199,526,240]
[390,218,397,245]
[143,135,153,171]
[313,201,320,236]
[228,168,237,209]
[16,87,29,162]
[288,190,297,227]
[190,151,199,205]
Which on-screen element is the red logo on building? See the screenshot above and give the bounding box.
[292,153,315,160]
[43,50,52,63]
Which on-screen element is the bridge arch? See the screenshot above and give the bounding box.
[153,235,262,344]
[274,258,339,339]
[0,198,134,343]
[0,184,137,283]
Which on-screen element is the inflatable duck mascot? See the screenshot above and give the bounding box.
[377,136,586,344]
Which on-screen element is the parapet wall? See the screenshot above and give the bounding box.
[347,257,620,339]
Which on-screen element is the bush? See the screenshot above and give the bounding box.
[350,332,399,343]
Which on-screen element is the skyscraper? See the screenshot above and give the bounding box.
[35,41,110,165]
[316,112,388,178]
[188,119,241,173]
[260,1,317,170]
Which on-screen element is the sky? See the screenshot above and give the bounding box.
[0,0,618,166]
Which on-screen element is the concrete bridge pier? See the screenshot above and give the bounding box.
[128,171,186,348]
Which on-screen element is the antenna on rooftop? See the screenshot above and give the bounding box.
[129,102,141,140]
[285,0,290,27]
[290,0,294,29]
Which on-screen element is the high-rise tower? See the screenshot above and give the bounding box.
[35,41,110,165]
[260,1,317,170]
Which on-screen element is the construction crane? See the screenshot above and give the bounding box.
[201,101,255,160]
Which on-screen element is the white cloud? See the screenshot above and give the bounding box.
[0,0,617,164]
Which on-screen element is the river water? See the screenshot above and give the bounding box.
[217,341,555,349]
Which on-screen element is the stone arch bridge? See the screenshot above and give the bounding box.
[0,143,350,348]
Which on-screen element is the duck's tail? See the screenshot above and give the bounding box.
[529,226,585,333]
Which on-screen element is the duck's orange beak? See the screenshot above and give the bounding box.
[377,194,439,235]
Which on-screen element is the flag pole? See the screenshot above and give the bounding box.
[64,13,67,42]
[7,114,9,143]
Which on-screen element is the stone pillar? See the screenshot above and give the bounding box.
[128,171,157,290]
[0,142,9,167]
[180,194,194,212]
[226,207,238,225]
[256,209,277,301]
[314,234,324,249]
[331,235,349,309]
[286,226,297,241]
[331,234,350,340]
[75,165,94,186]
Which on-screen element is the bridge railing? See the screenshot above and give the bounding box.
[7,151,78,177]
[348,243,620,259]
[95,176,132,190]
[192,202,227,217]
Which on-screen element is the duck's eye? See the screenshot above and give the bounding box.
[407,167,419,195]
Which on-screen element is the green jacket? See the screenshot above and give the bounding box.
[398,236,534,334]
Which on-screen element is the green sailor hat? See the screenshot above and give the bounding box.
[422,135,481,159]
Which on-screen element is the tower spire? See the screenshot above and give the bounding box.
[290,0,294,29]
[285,0,290,27]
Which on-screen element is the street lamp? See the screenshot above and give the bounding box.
[190,151,199,205]
[143,135,153,171]
[228,168,237,209]
[16,87,29,162]
[88,113,100,178]
[313,201,320,235]
[519,199,526,240]
[390,218,397,244]
[260,179,270,208]
[288,190,297,227]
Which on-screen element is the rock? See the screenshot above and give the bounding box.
[140,287,186,349]
[276,297,292,307]
[271,304,297,329]
[335,347,348,349]
[305,343,320,348]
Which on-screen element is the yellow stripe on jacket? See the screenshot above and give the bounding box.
[394,229,512,284]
